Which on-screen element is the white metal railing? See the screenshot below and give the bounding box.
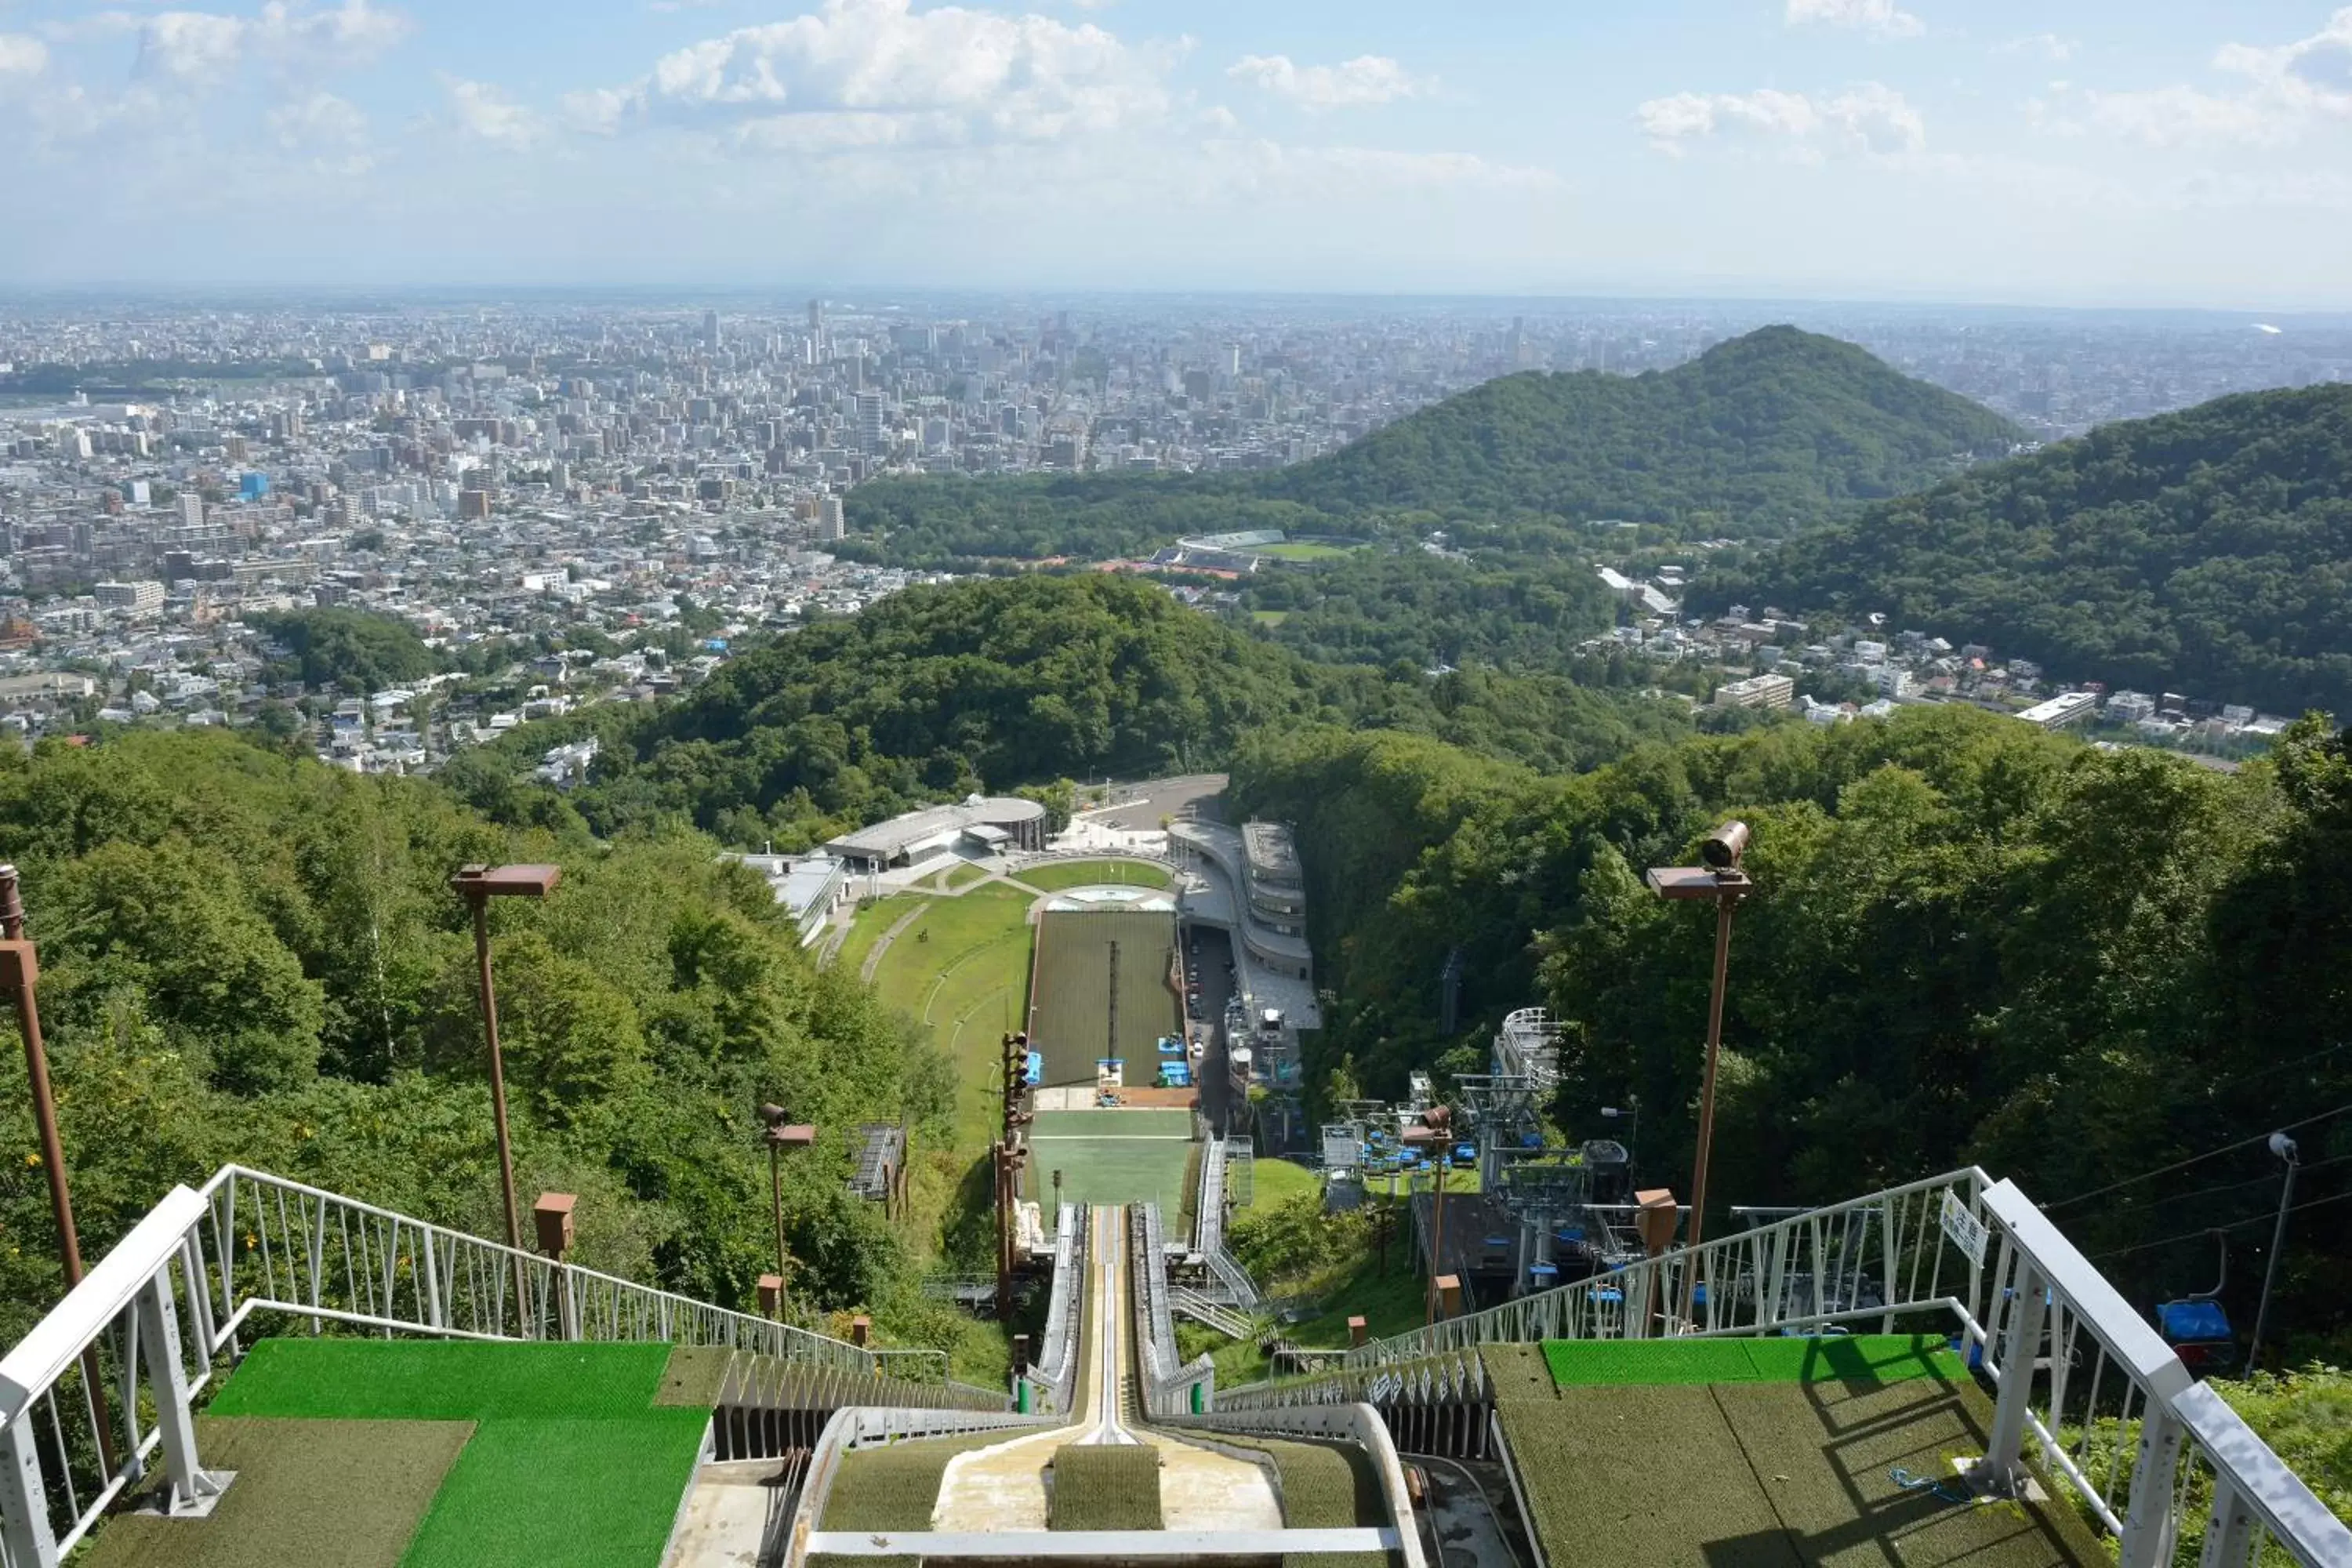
[0,1165,915,1568]
[1249,1166,2349,1568]
[1132,1206,1213,1417]
[1347,1166,1988,1365]
[197,1166,874,1373]
[1025,1203,1085,1417]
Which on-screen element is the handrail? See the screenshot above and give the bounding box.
[0,1163,998,1568]
[198,1164,877,1373]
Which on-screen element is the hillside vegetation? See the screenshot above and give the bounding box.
[556,573,1690,848]
[840,327,2022,567]
[1706,384,2352,714]
[0,730,984,1366]
[1233,707,2352,1357]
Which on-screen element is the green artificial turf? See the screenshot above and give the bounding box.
[1712,1379,2105,1567]
[818,1432,1028,1533]
[654,1345,735,1408]
[209,1338,675,1419]
[1028,1109,1198,1213]
[1048,1444,1164,1530]
[1540,1334,1958,1389]
[200,1339,710,1568]
[1481,1345,1565,1403]
[82,1417,470,1568]
[1197,1432,1395,1568]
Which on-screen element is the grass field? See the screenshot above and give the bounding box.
[1256,542,1360,561]
[1028,1108,1195,1213]
[1018,858,1176,893]
[176,1339,712,1568]
[1249,609,1291,626]
[831,893,922,978]
[1049,1446,1164,1530]
[864,880,1037,1161]
[1245,1157,1319,1211]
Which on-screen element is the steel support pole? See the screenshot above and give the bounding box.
[0,875,114,1475]
[2248,1152,2298,1372]
[769,1139,790,1312]
[1425,1158,1448,1326]
[467,894,532,1331]
[1682,893,1737,1330]
[1982,1257,2047,1492]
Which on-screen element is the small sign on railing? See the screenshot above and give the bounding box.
[1940,1189,1989,1266]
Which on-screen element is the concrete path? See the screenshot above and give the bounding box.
[662,1459,791,1568]
[929,1207,1276,1534]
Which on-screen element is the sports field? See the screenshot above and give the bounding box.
[1028,909,1182,1087]
[1018,858,1175,893]
[1027,1107,1196,1214]
[89,1339,712,1568]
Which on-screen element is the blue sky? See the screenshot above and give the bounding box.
[2,0,2349,304]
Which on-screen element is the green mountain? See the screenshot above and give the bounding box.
[1704,384,2352,715]
[840,326,2023,565]
[1255,325,2024,526]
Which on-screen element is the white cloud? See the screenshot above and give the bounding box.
[442,76,546,149]
[0,34,49,78]
[1998,33,2076,64]
[582,0,1171,148]
[135,2,411,82]
[1225,53,1426,111]
[1637,82,1924,156]
[1785,0,1922,40]
[268,89,365,146]
[2087,9,2352,147]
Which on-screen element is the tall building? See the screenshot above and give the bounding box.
[702,309,720,348]
[808,299,826,361]
[179,492,204,529]
[854,392,884,455]
[818,495,844,541]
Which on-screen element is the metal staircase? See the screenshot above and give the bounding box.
[1167,1285,1251,1338]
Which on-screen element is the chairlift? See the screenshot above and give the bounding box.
[2154,1230,2238,1376]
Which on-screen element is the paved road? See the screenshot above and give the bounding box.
[1090,774,1228,831]
[1182,926,1237,1137]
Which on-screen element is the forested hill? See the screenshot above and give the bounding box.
[1230,709,2352,1348]
[842,327,2022,564]
[1254,325,2023,525]
[1703,384,2352,715]
[555,573,1690,845]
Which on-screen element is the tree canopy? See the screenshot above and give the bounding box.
[250,607,441,694]
[559,572,1691,848]
[1233,706,2351,1357]
[1704,384,2352,714]
[0,729,971,1362]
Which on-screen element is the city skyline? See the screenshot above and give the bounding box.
[2,2,2350,307]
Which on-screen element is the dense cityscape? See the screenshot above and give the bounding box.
[2,294,2349,775]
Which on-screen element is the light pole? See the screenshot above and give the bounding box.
[0,867,114,1472]
[451,862,561,1328]
[1601,1096,1639,1181]
[2249,1132,2300,1371]
[757,1103,817,1314]
[1646,822,1755,1330]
